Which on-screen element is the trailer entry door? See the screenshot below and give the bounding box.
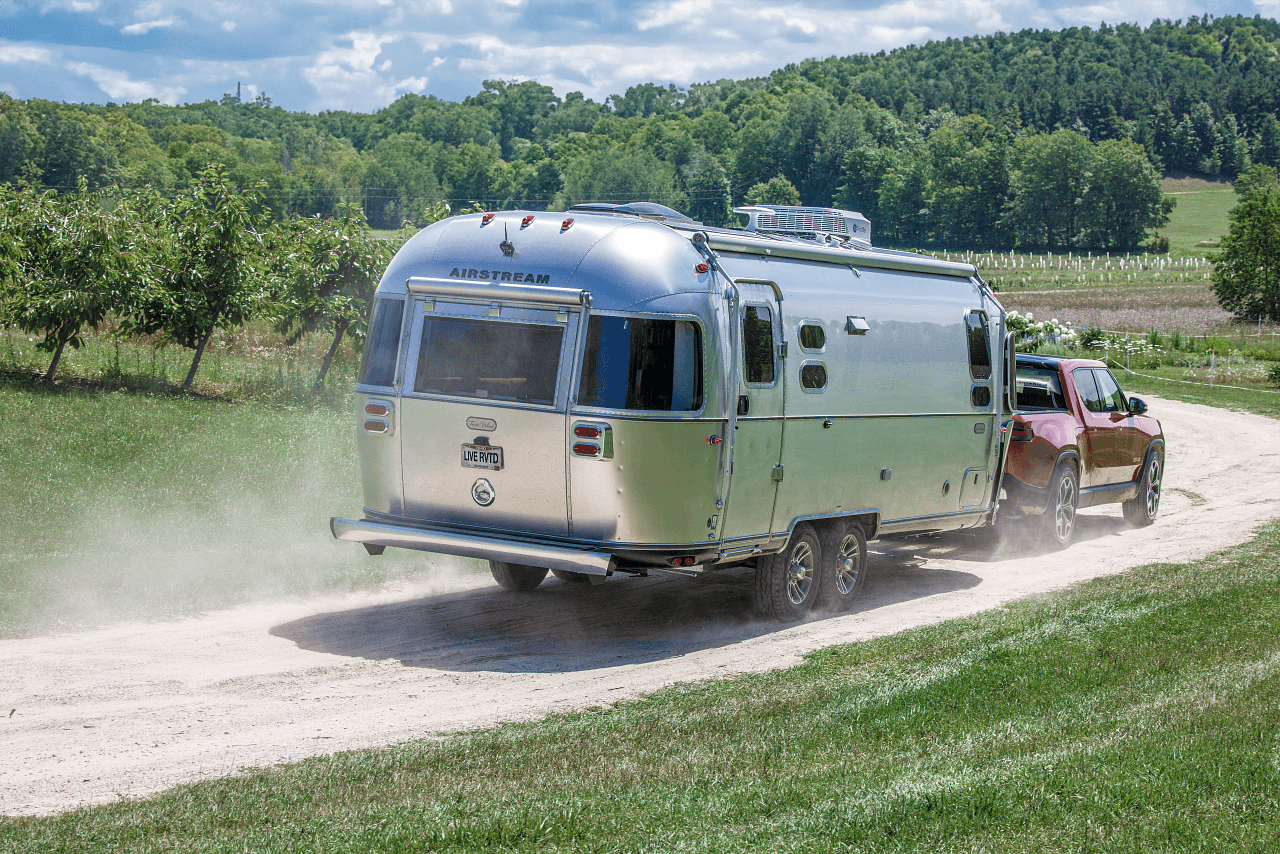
[722,283,785,540]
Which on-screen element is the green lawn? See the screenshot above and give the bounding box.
[3,522,1279,852]
[1162,187,1235,257]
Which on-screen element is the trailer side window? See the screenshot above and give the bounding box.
[743,305,775,385]
[358,297,404,387]
[800,362,827,392]
[413,316,563,405]
[798,323,825,352]
[966,310,992,380]
[578,316,703,411]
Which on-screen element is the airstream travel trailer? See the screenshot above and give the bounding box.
[331,203,1014,621]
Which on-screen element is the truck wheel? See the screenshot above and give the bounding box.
[816,520,867,612]
[1123,447,1163,527]
[754,524,821,622]
[1037,463,1078,549]
[489,561,548,592]
[550,568,591,584]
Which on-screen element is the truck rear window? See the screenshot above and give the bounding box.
[1016,366,1067,411]
[577,316,703,411]
[412,316,563,405]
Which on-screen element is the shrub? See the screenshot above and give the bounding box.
[1269,362,1280,387]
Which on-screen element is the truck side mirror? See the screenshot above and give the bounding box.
[1129,396,1147,415]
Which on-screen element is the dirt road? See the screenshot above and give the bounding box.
[3,396,1278,816]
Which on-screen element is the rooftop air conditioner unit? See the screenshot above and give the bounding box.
[733,205,871,248]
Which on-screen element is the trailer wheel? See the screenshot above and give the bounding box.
[1036,462,1078,549]
[1122,447,1163,527]
[816,520,867,612]
[550,568,591,584]
[489,561,548,592]
[753,524,821,622]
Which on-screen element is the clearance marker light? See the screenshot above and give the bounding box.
[521,215,535,227]
[561,218,574,231]
[695,262,710,273]
[481,213,495,225]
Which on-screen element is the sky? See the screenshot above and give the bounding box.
[1,0,1277,114]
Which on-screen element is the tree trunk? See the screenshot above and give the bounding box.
[43,337,69,382]
[313,320,349,394]
[182,331,213,392]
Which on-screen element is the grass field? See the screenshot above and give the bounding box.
[3,522,1278,852]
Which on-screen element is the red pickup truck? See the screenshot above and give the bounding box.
[1000,354,1165,548]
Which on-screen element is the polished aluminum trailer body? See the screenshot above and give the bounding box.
[332,205,1010,591]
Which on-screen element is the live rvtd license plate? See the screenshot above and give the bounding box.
[461,443,504,470]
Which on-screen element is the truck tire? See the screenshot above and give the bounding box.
[754,524,821,622]
[1037,462,1078,549]
[489,561,548,592]
[550,568,591,584]
[816,520,867,612]
[1123,447,1163,527]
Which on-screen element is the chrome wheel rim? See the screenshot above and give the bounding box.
[834,534,862,596]
[1146,457,1162,517]
[786,541,815,605]
[1053,474,1076,542]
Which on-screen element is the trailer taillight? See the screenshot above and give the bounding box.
[364,402,389,417]
[573,442,600,457]
[574,425,601,439]
[668,556,697,567]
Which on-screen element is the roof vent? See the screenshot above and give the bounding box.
[734,205,871,247]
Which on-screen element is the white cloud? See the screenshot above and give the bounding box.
[301,31,404,106]
[0,43,56,64]
[67,60,185,102]
[221,20,236,31]
[39,0,100,11]
[121,17,177,35]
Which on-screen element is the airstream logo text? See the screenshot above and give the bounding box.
[466,416,497,431]
[449,268,551,284]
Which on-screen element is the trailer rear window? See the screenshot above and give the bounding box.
[412,316,563,405]
[577,316,703,411]
[358,297,404,387]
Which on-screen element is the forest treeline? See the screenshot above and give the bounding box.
[3,15,1280,251]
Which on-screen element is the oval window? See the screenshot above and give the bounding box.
[800,363,827,391]
[798,323,825,351]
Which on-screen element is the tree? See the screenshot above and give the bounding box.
[681,152,732,226]
[127,164,268,392]
[266,203,400,391]
[1077,139,1174,251]
[1211,185,1280,322]
[744,176,800,207]
[554,148,684,209]
[0,181,143,380]
[1003,130,1092,249]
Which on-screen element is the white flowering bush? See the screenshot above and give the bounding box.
[1006,310,1079,352]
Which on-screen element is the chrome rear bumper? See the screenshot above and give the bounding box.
[330,516,617,576]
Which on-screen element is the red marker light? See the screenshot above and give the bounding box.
[692,232,705,244]
[708,435,722,445]
[561,218,574,231]
[481,213,495,225]
[521,215,535,227]
[695,263,710,274]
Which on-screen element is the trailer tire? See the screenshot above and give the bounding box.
[1122,447,1163,527]
[1035,462,1078,549]
[489,561,548,592]
[816,520,868,612]
[753,524,821,622]
[550,568,591,584]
